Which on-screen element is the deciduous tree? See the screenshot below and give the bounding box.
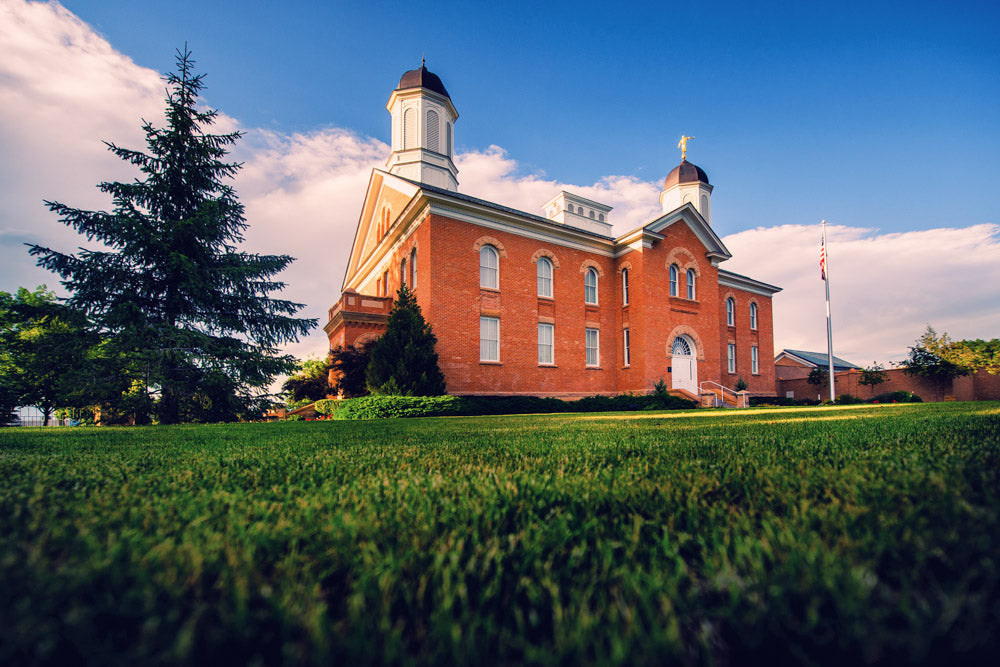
[330,341,374,398]
[903,326,968,400]
[28,49,314,424]
[281,356,332,404]
[859,363,888,397]
[0,286,98,424]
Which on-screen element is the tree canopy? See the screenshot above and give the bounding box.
[903,326,969,400]
[330,340,375,399]
[366,286,445,396]
[281,356,332,404]
[859,363,888,396]
[0,286,98,425]
[939,338,1000,375]
[28,48,314,424]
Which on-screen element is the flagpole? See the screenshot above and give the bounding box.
[822,220,836,402]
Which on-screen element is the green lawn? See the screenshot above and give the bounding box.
[1,402,998,665]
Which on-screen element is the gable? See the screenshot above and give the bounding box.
[644,204,731,262]
[343,170,420,290]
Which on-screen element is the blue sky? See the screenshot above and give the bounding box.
[58,0,1000,233]
[2,0,999,363]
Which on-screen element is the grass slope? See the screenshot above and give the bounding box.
[1,402,998,665]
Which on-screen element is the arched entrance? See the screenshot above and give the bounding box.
[670,335,698,394]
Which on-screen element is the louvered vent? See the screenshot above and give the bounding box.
[403,108,416,149]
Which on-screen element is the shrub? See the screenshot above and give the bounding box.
[748,396,819,407]
[319,392,698,420]
[835,393,864,405]
[331,395,462,420]
[872,390,923,404]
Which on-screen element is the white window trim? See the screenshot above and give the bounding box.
[726,298,735,326]
[750,302,758,330]
[586,328,600,367]
[751,345,759,375]
[538,322,554,365]
[480,316,500,362]
[537,257,553,298]
[623,328,630,367]
[727,343,737,374]
[480,246,499,289]
[686,268,696,300]
[584,268,598,305]
[669,264,678,297]
[622,268,629,306]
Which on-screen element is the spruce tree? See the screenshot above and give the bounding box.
[28,48,315,424]
[366,286,446,396]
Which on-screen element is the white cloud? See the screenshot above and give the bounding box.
[722,224,1000,364]
[2,0,997,374]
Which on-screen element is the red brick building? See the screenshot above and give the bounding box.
[325,64,781,400]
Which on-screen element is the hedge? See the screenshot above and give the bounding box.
[313,392,697,420]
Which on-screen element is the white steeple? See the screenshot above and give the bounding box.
[385,60,459,191]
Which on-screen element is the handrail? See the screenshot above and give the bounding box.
[698,381,748,408]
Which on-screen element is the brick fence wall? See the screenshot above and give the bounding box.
[777,367,1000,402]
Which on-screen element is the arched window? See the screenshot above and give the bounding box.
[621,268,629,305]
[589,210,595,219]
[672,336,692,356]
[726,297,735,326]
[750,302,758,330]
[426,109,440,152]
[599,213,605,222]
[400,258,407,288]
[537,257,553,298]
[669,264,679,297]
[480,245,499,289]
[584,268,598,304]
[410,248,417,289]
[686,268,696,300]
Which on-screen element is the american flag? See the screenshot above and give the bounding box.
[820,237,827,281]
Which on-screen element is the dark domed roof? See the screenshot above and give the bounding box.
[397,63,450,99]
[663,160,710,189]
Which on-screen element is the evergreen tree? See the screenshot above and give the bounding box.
[28,49,314,424]
[366,286,445,396]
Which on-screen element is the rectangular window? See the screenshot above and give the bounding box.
[480,316,499,362]
[751,345,759,375]
[623,328,630,367]
[382,270,389,296]
[538,323,554,365]
[727,343,737,374]
[622,269,629,305]
[586,328,599,367]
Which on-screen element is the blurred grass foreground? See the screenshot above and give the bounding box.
[1,402,998,665]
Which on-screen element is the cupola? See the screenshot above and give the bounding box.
[385,60,459,191]
[659,136,713,224]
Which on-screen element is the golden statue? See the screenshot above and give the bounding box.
[678,135,694,161]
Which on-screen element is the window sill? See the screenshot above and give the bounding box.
[538,364,557,368]
[479,360,502,366]
[586,366,603,370]
[479,287,500,294]
[537,296,554,302]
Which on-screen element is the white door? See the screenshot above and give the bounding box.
[670,336,698,394]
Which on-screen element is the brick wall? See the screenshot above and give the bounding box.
[777,367,1000,402]
[328,206,778,399]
